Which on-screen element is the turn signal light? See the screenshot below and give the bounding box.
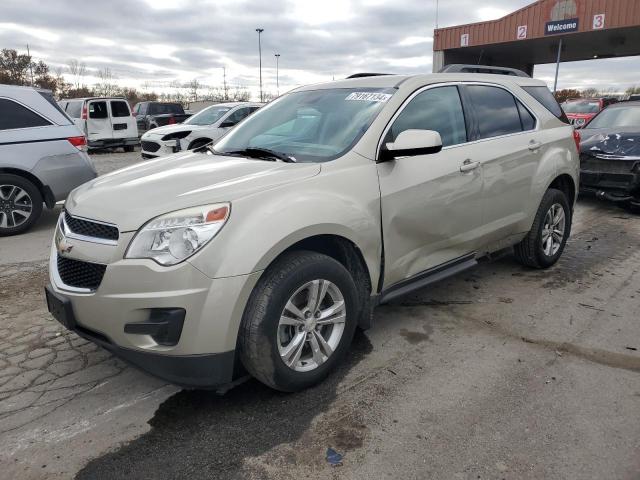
[205,206,229,223]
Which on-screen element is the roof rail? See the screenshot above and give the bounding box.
[439,64,530,78]
[346,73,393,79]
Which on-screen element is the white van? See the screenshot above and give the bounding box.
[58,97,139,151]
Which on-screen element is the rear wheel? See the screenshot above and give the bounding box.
[514,188,570,268]
[238,251,359,392]
[0,174,43,236]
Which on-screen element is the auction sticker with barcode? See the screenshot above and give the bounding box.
[345,92,392,102]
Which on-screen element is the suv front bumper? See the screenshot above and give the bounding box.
[46,226,261,387]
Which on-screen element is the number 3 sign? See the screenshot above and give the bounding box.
[593,14,605,29]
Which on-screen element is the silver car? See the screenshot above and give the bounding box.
[46,69,579,391]
[0,84,97,236]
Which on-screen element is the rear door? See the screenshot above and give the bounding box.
[109,100,137,138]
[377,84,485,287]
[460,84,540,242]
[86,100,112,141]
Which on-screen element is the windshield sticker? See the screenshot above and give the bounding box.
[345,92,392,102]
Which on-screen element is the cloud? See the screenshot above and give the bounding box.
[0,0,636,98]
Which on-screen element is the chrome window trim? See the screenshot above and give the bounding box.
[61,212,119,246]
[375,81,541,159]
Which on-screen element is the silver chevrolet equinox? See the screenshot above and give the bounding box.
[46,69,580,391]
[0,85,97,236]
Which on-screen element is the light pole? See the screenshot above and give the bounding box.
[256,28,264,102]
[275,53,280,96]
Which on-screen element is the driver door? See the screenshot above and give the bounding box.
[377,85,485,288]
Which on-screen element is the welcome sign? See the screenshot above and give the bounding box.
[545,17,579,35]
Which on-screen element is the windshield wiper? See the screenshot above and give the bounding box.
[226,147,297,163]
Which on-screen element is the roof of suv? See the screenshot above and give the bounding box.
[294,73,547,92]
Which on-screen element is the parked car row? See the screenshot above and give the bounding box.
[140,102,263,159]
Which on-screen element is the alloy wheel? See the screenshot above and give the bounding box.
[277,279,346,372]
[541,203,565,256]
[0,184,33,229]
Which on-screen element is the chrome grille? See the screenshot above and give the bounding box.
[64,211,119,242]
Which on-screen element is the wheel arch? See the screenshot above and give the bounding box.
[548,173,576,208]
[0,167,53,207]
[187,137,213,150]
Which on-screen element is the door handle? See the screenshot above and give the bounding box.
[459,159,480,172]
[528,140,543,151]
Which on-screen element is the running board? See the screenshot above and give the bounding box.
[378,254,477,305]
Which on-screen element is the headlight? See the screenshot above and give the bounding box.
[125,203,230,266]
[161,131,192,141]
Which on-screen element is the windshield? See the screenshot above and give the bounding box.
[185,105,233,126]
[562,100,600,114]
[213,87,395,162]
[587,106,640,129]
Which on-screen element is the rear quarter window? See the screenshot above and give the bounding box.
[0,98,52,130]
[522,86,569,123]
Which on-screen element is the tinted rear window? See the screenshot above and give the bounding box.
[0,99,52,130]
[111,100,130,117]
[523,86,569,123]
[466,85,523,139]
[89,101,108,119]
[149,103,183,115]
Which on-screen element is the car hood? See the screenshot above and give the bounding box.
[580,128,640,158]
[66,151,321,231]
[143,123,210,137]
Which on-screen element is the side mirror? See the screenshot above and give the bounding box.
[219,121,236,128]
[378,129,443,162]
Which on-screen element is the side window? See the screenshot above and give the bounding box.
[88,101,108,119]
[110,101,130,117]
[385,86,467,147]
[466,85,522,139]
[517,101,536,131]
[226,107,251,124]
[66,101,82,118]
[0,99,51,130]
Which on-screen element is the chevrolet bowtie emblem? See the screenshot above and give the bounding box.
[57,237,74,255]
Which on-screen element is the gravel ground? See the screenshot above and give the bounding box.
[0,149,639,480]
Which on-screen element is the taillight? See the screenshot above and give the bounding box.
[168,117,176,125]
[68,136,87,151]
[81,103,87,120]
[573,129,581,152]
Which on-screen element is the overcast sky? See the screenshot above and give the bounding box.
[1,0,638,99]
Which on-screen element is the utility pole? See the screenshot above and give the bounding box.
[26,44,34,86]
[553,38,563,94]
[435,0,439,29]
[256,28,264,102]
[222,66,228,100]
[275,53,280,96]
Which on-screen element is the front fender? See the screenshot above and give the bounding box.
[188,155,382,287]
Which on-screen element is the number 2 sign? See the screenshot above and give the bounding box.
[593,13,605,29]
[517,25,528,39]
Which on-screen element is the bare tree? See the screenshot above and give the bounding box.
[94,68,120,97]
[187,79,201,102]
[67,59,87,89]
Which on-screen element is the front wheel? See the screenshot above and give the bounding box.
[0,174,43,236]
[238,251,359,392]
[514,188,571,268]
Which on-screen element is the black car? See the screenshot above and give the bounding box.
[579,101,640,211]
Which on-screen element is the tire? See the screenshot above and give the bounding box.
[0,174,43,237]
[123,145,135,153]
[514,188,571,269]
[238,251,359,392]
